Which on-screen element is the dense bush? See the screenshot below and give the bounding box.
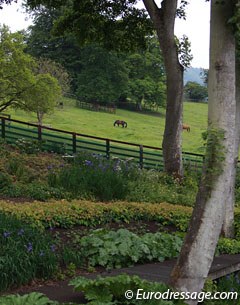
[0,213,59,291]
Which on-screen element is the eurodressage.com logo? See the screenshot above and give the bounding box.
[124,289,238,303]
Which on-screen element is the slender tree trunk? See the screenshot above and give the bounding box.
[143,0,183,176]
[170,1,236,303]
[37,111,44,125]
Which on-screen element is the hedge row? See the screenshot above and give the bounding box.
[1,200,240,235]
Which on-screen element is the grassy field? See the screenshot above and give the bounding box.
[4,98,208,153]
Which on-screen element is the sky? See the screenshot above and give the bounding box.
[0,0,210,68]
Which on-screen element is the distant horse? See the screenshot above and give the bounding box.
[114,120,127,128]
[182,124,190,132]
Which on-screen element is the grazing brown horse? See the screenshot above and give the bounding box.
[114,120,127,128]
[182,124,190,132]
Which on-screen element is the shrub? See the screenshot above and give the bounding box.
[14,138,42,154]
[0,213,59,291]
[0,171,12,191]
[0,200,192,230]
[217,238,240,255]
[126,170,198,206]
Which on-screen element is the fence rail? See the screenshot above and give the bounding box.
[0,116,204,171]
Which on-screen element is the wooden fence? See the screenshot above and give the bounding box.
[0,116,204,171]
[76,101,116,114]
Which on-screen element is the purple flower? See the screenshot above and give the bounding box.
[85,160,93,166]
[26,242,33,252]
[50,244,56,252]
[3,231,11,238]
[18,228,24,236]
[39,251,45,257]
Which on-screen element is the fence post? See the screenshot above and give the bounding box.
[37,124,42,141]
[139,145,143,169]
[106,139,110,159]
[73,133,77,154]
[1,118,5,139]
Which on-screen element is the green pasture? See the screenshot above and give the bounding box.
[3,98,207,153]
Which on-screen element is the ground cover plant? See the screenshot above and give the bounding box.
[0,292,59,305]
[65,229,183,269]
[69,274,187,305]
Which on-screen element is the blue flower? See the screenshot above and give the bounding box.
[39,250,45,257]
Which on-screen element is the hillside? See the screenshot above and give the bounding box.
[3,98,207,153]
[184,67,205,85]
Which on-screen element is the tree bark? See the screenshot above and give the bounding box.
[143,0,183,176]
[170,1,236,303]
[222,54,240,237]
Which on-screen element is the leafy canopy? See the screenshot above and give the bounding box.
[0,25,61,120]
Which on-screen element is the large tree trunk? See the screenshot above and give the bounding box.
[170,1,236,303]
[222,54,240,237]
[143,0,183,176]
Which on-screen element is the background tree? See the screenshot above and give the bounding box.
[0,25,36,112]
[127,36,166,110]
[0,25,62,125]
[184,81,208,101]
[22,73,61,124]
[35,57,71,95]
[170,1,237,302]
[24,6,82,93]
[200,68,209,86]
[76,44,129,105]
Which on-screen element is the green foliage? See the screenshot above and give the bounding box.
[0,200,192,231]
[0,171,12,190]
[35,57,71,95]
[78,229,182,269]
[126,169,199,207]
[14,138,42,154]
[70,274,186,305]
[176,35,193,69]
[217,238,240,254]
[48,154,132,201]
[0,292,58,305]
[184,81,208,101]
[202,127,226,190]
[0,25,36,112]
[0,213,59,291]
[76,44,129,104]
[0,25,62,120]
[28,0,153,52]
[204,273,240,305]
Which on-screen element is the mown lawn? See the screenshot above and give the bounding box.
[5,98,207,153]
